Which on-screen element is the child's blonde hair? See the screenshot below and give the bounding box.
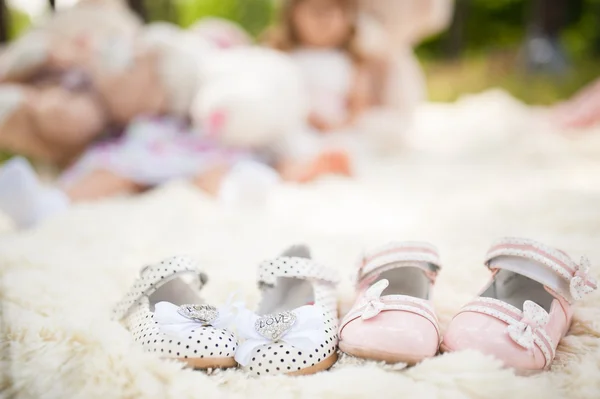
[265,0,366,64]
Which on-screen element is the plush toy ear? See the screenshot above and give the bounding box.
[206,109,228,138]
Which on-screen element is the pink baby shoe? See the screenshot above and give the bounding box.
[338,242,442,364]
[442,237,597,374]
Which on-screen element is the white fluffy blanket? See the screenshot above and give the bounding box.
[2,90,600,399]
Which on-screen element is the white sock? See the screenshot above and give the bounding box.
[218,160,280,209]
[0,157,70,228]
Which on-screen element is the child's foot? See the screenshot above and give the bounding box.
[314,150,352,176]
[0,157,69,228]
[296,150,352,183]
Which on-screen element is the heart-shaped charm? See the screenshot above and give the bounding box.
[254,311,297,341]
[177,304,219,325]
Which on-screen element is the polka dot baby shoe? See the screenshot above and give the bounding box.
[338,242,442,364]
[113,255,238,369]
[442,238,598,374]
[234,245,340,376]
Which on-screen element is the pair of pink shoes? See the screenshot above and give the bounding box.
[338,238,597,374]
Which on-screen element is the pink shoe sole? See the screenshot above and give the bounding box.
[340,342,426,365]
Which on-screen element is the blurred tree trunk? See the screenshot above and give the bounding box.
[538,0,568,38]
[163,0,178,23]
[0,0,8,43]
[444,0,469,59]
[592,2,600,56]
[127,0,147,22]
[524,0,569,74]
[49,0,55,11]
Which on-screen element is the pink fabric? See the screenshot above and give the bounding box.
[60,116,251,187]
[552,77,600,129]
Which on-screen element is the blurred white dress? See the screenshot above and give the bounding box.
[290,48,354,127]
[60,116,251,187]
[285,48,366,159]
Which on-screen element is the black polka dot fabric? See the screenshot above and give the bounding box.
[126,296,237,361]
[257,257,340,287]
[113,256,206,321]
[114,256,237,364]
[243,256,340,376]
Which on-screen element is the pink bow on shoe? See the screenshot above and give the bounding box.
[507,300,549,350]
[361,279,389,320]
[570,256,598,301]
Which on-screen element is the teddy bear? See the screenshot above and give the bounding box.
[0,0,141,165]
[0,5,199,167]
[0,0,142,84]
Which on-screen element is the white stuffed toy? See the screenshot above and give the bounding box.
[185,18,321,207]
[191,45,309,150]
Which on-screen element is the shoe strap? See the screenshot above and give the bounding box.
[356,242,441,286]
[485,238,597,302]
[112,255,207,321]
[456,297,555,369]
[257,256,339,287]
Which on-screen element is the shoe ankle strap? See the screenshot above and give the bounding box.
[485,238,597,302]
[257,256,339,287]
[356,242,441,286]
[112,255,207,321]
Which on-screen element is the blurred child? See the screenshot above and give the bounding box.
[0,115,350,229]
[266,0,379,134]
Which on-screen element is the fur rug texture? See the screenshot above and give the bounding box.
[1,90,600,399]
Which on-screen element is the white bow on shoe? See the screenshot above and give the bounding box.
[234,305,326,366]
[360,279,389,320]
[506,300,549,350]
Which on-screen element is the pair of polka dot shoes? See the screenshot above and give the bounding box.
[113,245,340,376]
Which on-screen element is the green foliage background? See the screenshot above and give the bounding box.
[7,0,600,103]
[417,0,599,60]
[146,0,275,36]
[142,0,600,62]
